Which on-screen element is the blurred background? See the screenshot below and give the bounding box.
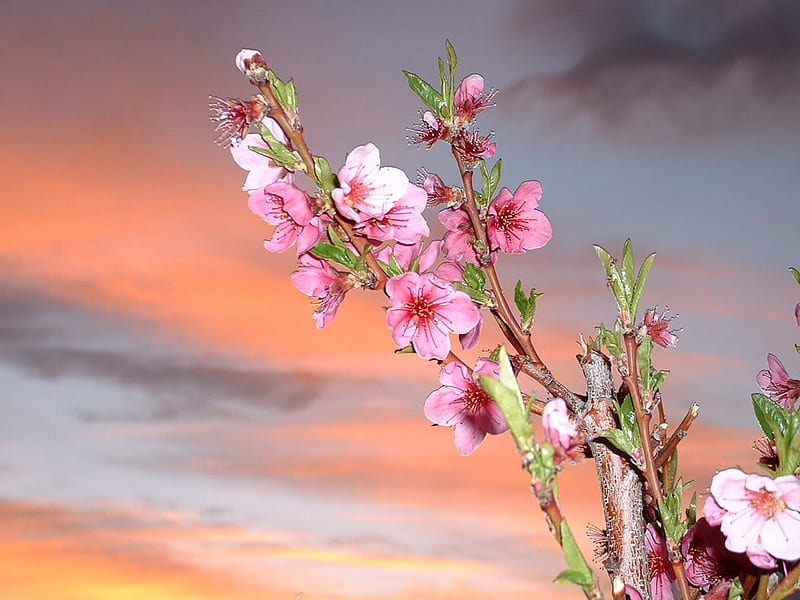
[1,1,798,598]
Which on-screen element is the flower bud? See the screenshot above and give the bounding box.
[235,49,268,84]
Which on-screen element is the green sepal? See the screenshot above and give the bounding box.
[463,262,486,292]
[267,71,298,112]
[553,520,596,591]
[313,156,336,194]
[309,242,357,269]
[248,144,300,170]
[727,578,744,600]
[789,267,800,285]
[403,71,446,117]
[752,393,788,440]
[478,346,533,453]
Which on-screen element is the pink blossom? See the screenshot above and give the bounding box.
[644,307,679,349]
[707,468,800,568]
[646,524,676,600]
[332,143,409,222]
[439,208,479,263]
[681,518,746,592]
[757,354,800,409]
[454,74,495,123]
[248,182,324,254]
[291,254,353,328]
[353,182,430,244]
[487,181,553,254]
[542,398,582,462]
[795,302,800,327]
[424,359,508,455]
[452,130,496,163]
[230,120,289,191]
[209,96,265,147]
[420,171,460,207]
[409,111,450,147]
[385,272,480,360]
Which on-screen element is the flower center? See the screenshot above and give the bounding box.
[647,549,669,579]
[409,295,436,321]
[748,488,787,519]
[462,382,490,413]
[345,178,372,209]
[496,204,523,232]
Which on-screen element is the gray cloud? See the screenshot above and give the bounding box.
[505,0,800,140]
[0,284,322,419]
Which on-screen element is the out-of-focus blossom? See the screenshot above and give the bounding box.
[354,182,429,244]
[248,182,323,254]
[454,74,496,124]
[706,468,800,568]
[646,524,676,600]
[209,96,265,147]
[682,518,745,592]
[332,143,409,222]
[385,272,480,360]
[230,120,290,191]
[542,398,582,462]
[452,130,496,163]
[424,359,507,455]
[643,307,679,349]
[487,181,553,254]
[291,254,354,328]
[409,111,450,147]
[795,302,800,327]
[757,354,800,409]
[420,171,461,207]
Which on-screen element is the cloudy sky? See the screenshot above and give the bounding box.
[2,1,799,599]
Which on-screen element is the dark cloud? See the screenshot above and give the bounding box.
[0,284,322,418]
[505,0,800,140]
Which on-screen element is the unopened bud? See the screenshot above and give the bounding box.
[235,49,269,84]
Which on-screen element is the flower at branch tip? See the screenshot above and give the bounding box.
[385,272,480,360]
[209,96,265,147]
[541,398,583,463]
[454,74,496,125]
[332,143,409,222]
[230,120,290,191]
[487,181,553,254]
[681,518,746,593]
[235,49,267,78]
[646,524,676,600]
[756,353,800,409]
[424,358,508,455]
[408,111,450,147]
[353,182,429,244]
[248,182,324,254]
[705,468,800,568]
[643,307,679,348]
[291,254,354,328]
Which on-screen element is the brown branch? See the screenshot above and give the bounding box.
[654,403,699,469]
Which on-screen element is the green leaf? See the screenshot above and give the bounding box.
[514,281,528,317]
[452,282,492,305]
[621,238,635,292]
[402,71,445,116]
[309,242,357,269]
[489,159,503,194]
[445,39,458,80]
[727,577,743,600]
[593,245,630,317]
[554,521,596,590]
[686,491,697,525]
[637,336,653,391]
[478,346,533,453]
[649,369,669,391]
[598,428,638,457]
[596,323,623,360]
[463,262,486,291]
[790,267,800,285]
[659,478,692,544]
[630,252,656,321]
[752,393,789,440]
[283,78,298,111]
[248,144,298,169]
[377,259,403,279]
[313,156,336,193]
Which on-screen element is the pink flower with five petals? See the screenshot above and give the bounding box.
[385,272,480,360]
[291,254,354,328]
[487,181,553,254]
[248,182,324,254]
[424,359,508,455]
[230,119,290,191]
[454,74,496,124]
[757,354,800,409]
[354,182,430,244]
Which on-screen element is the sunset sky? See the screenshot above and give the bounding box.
[2,1,800,599]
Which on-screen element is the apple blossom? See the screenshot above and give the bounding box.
[756,354,800,409]
[487,181,553,254]
[706,468,800,568]
[424,359,508,455]
[385,272,480,360]
[332,143,409,222]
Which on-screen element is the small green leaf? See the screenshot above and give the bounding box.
[402,71,445,116]
[378,259,404,279]
[596,323,623,360]
[727,578,743,600]
[621,239,635,292]
[452,282,492,305]
[309,242,357,269]
[790,267,800,285]
[593,245,630,317]
[445,39,458,79]
[598,428,638,457]
[283,78,298,111]
[752,393,788,440]
[686,491,697,525]
[463,262,486,291]
[478,346,533,452]
[554,521,596,590]
[489,159,503,193]
[514,281,528,317]
[248,144,298,169]
[630,252,656,321]
[313,156,336,193]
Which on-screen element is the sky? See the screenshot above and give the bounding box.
[1,1,799,599]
